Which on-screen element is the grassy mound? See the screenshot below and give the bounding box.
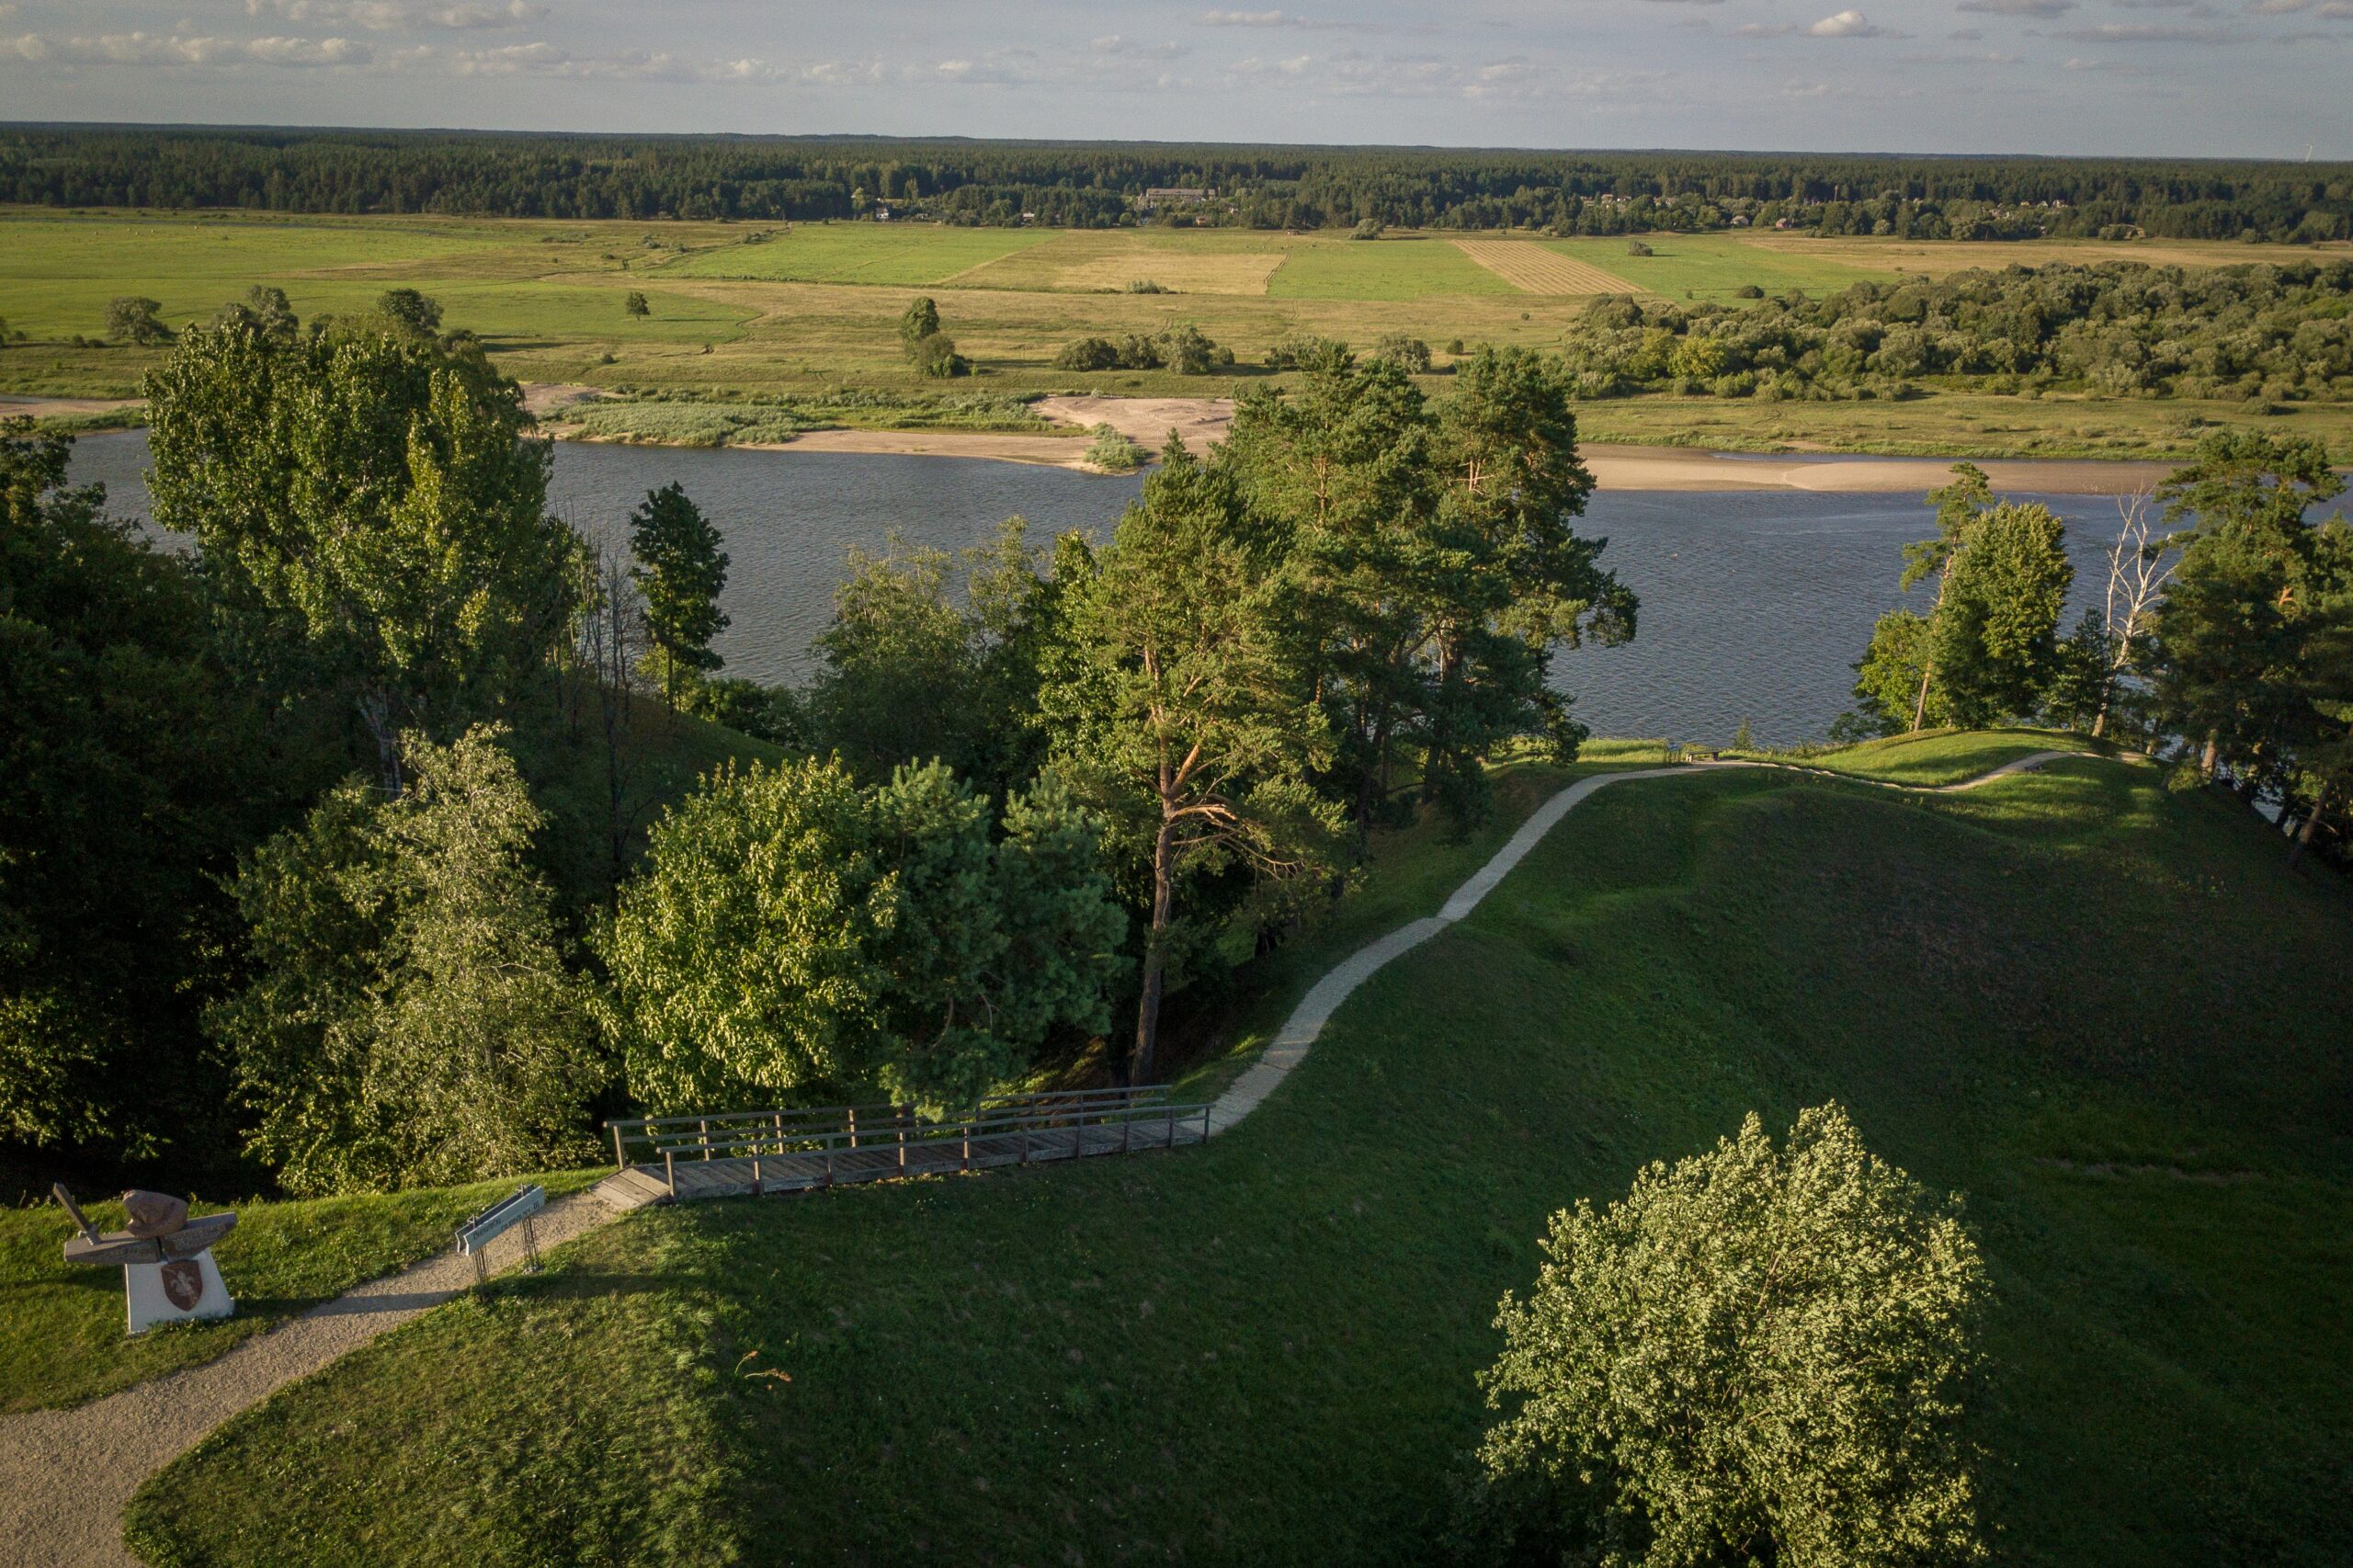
[126,739,2353,1565]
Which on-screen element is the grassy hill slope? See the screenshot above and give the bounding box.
[126,741,2353,1565]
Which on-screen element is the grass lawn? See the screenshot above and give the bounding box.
[659,223,1054,287]
[125,736,2353,1565]
[1547,232,1896,305]
[0,1168,609,1413]
[1801,726,2113,786]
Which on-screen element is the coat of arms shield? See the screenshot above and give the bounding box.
[160,1258,206,1312]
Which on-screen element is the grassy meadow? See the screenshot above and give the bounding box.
[124,735,2353,1566]
[7,207,2349,459]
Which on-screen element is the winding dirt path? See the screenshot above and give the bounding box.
[1205,751,2095,1132]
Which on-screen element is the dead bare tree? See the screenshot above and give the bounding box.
[2091,489,2181,741]
[579,547,654,901]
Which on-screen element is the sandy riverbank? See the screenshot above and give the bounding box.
[751,394,2176,494]
[38,386,2180,494]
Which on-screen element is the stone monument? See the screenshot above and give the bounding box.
[53,1183,238,1335]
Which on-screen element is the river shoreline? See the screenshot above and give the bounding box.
[26,388,2183,495]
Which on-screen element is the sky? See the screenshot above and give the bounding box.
[3,1,2347,161]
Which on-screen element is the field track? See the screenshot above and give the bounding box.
[1451,238,1642,296]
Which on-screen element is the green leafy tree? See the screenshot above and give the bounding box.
[1162,323,1219,375]
[1857,468,2072,732]
[212,726,604,1195]
[1929,500,2073,725]
[596,756,1122,1114]
[0,423,278,1165]
[912,331,970,379]
[375,288,443,335]
[1851,609,1932,735]
[2144,432,2347,783]
[624,290,651,317]
[215,285,297,340]
[1370,333,1433,373]
[1044,440,1341,1081]
[627,481,730,709]
[144,312,583,792]
[807,521,1054,797]
[104,295,170,345]
[898,295,941,354]
[1473,1104,1988,1568]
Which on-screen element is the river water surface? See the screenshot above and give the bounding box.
[68,431,2124,746]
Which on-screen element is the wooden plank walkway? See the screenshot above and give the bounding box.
[595,1091,1209,1210]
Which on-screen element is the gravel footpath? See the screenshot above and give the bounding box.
[1204,751,2094,1134]
[0,1189,620,1568]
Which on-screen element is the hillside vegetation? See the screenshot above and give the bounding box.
[127,739,2353,1565]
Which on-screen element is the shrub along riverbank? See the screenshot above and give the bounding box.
[124,735,2353,1566]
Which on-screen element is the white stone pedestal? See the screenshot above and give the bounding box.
[123,1249,233,1335]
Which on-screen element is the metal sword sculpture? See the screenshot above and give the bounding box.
[53,1183,239,1335]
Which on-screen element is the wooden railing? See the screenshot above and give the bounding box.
[606,1086,1206,1199]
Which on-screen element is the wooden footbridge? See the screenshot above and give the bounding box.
[593,1086,1211,1210]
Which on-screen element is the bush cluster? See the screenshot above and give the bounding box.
[1053,324,1233,374]
[1560,258,2353,403]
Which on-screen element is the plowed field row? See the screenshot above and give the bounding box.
[1450,239,1642,296]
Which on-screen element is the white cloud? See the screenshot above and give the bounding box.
[6,28,369,66]
[1734,20,1800,34]
[1808,9,1898,34]
[1897,45,2025,59]
[1089,34,1188,58]
[2040,20,2232,35]
[244,0,544,29]
[1194,9,1373,28]
[1222,47,1563,97]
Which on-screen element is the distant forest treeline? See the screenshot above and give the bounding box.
[5,126,2352,241]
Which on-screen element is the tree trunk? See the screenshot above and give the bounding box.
[2200,732,2220,780]
[2288,783,2329,870]
[1130,816,1178,1085]
[358,691,403,797]
[1910,658,1935,733]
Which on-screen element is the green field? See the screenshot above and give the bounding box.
[5,209,2349,460]
[660,222,1054,286]
[1548,232,1900,304]
[125,736,2353,1565]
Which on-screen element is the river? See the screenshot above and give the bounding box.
[65,431,2128,746]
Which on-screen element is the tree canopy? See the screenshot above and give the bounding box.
[1473,1104,1988,1568]
[144,307,582,790]
[596,756,1125,1115]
